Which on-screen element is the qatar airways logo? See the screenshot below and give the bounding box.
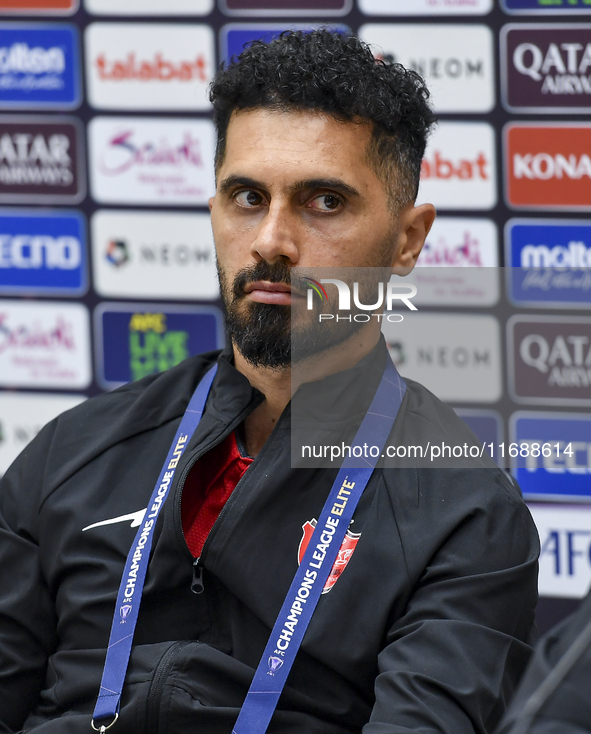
[503,26,591,113]
[85,23,213,110]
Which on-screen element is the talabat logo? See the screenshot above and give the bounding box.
[0,0,78,13]
[506,219,591,308]
[530,504,591,600]
[220,0,351,16]
[85,0,212,14]
[418,122,496,210]
[381,312,502,402]
[360,24,494,113]
[505,123,591,210]
[88,117,215,206]
[510,412,591,501]
[0,299,91,388]
[508,315,591,405]
[0,209,86,296]
[0,24,80,108]
[0,392,84,477]
[95,303,223,389]
[85,23,213,111]
[359,0,492,15]
[502,25,591,112]
[91,210,218,300]
[0,116,84,204]
[503,0,591,14]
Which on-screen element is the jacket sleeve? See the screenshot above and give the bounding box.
[364,472,540,734]
[0,422,59,733]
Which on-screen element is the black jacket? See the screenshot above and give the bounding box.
[0,341,539,734]
[497,589,591,734]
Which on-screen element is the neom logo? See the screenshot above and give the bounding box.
[95,52,208,82]
[506,124,591,209]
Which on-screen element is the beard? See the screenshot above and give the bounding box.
[217,257,393,370]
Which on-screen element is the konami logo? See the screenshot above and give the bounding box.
[417,122,496,210]
[506,123,591,210]
[85,23,214,111]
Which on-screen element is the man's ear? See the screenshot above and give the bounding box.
[208,196,215,213]
[392,203,436,273]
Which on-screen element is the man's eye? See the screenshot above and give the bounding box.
[234,190,264,207]
[309,194,342,211]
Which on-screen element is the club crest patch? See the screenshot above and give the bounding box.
[298,519,361,594]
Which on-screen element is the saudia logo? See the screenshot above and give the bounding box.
[0,313,75,354]
[99,129,204,176]
[418,231,485,266]
[305,277,418,323]
[95,52,208,82]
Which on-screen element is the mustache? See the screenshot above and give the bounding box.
[232,261,310,299]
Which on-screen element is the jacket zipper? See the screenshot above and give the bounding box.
[145,640,191,734]
[179,412,288,595]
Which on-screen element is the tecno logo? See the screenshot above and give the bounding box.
[505,123,591,210]
[0,234,80,269]
[418,122,496,209]
[85,23,214,110]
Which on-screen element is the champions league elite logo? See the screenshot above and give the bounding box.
[119,604,132,622]
[267,655,284,676]
[298,519,361,594]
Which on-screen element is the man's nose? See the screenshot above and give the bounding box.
[250,199,300,265]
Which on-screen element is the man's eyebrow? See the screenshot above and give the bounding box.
[218,175,264,195]
[217,175,361,199]
[290,178,361,199]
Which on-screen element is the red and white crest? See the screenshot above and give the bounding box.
[298,519,361,594]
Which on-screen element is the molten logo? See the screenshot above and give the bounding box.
[506,123,591,210]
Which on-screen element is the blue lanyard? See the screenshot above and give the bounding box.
[92,355,406,734]
[232,356,405,734]
[92,364,217,732]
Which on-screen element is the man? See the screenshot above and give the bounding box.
[0,31,538,734]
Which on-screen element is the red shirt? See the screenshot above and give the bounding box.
[181,431,252,558]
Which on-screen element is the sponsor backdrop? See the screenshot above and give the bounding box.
[0,0,590,633]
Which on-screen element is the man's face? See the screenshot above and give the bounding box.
[210,108,409,369]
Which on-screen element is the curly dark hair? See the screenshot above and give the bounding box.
[209,29,436,210]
